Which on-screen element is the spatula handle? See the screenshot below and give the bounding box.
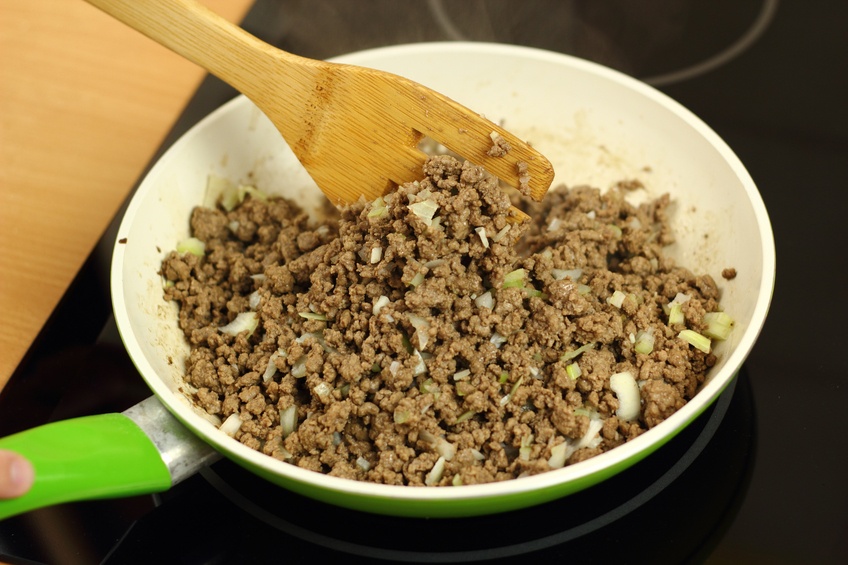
[83,0,300,103]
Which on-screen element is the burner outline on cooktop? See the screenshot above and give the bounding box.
[426,0,779,87]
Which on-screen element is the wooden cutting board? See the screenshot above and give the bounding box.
[0,0,253,388]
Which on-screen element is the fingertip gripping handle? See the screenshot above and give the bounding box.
[0,413,171,521]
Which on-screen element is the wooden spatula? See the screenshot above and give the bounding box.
[85,0,554,215]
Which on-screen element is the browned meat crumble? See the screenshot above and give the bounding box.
[160,155,724,486]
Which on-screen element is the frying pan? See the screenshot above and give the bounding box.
[0,43,775,520]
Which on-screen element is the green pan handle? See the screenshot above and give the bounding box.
[0,412,171,521]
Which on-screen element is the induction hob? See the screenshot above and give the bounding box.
[2,1,846,563]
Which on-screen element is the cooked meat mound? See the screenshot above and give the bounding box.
[160,155,724,486]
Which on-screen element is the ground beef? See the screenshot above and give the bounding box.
[486,131,512,157]
[160,155,728,486]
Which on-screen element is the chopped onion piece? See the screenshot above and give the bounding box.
[490,332,507,348]
[607,290,627,308]
[634,329,655,355]
[424,259,445,268]
[679,329,711,353]
[560,342,596,362]
[491,225,511,243]
[703,311,735,340]
[220,413,242,437]
[668,303,684,326]
[673,292,692,305]
[221,184,267,211]
[413,350,428,375]
[608,224,623,238]
[389,360,401,376]
[298,311,327,321]
[370,246,383,263]
[551,268,583,281]
[664,293,691,314]
[474,291,494,310]
[519,434,534,461]
[407,313,431,350]
[356,457,371,472]
[455,410,475,424]
[241,186,268,202]
[409,272,425,287]
[475,227,490,248]
[566,362,582,380]
[251,273,266,282]
[547,217,562,232]
[419,377,439,396]
[176,237,206,257]
[393,409,410,424]
[205,173,234,206]
[280,405,297,437]
[218,312,258,337]
[313,382,333,399]
[367,206,387,219]
[574,406,599,419]
[367,196,388,218]
[575,416,605,450]
[610,371,641,421]
[499,376,524,406]
[425,456,446,486]
[419,429,455,460]
[408,199,439,226]
[577,284,592,295]
[263,349,286,382]
[453,369,471,381]
[372,295,390,315]
[524,286,545,299]
[219,184,240,211]
[291,356,307,378]
[502,268,526,289]
[296,331,323,344]
[248,290,261,310]
[435,437,456,461]
[548,441,570,469]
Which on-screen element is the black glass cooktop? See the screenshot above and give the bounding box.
[2,1,846,563]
